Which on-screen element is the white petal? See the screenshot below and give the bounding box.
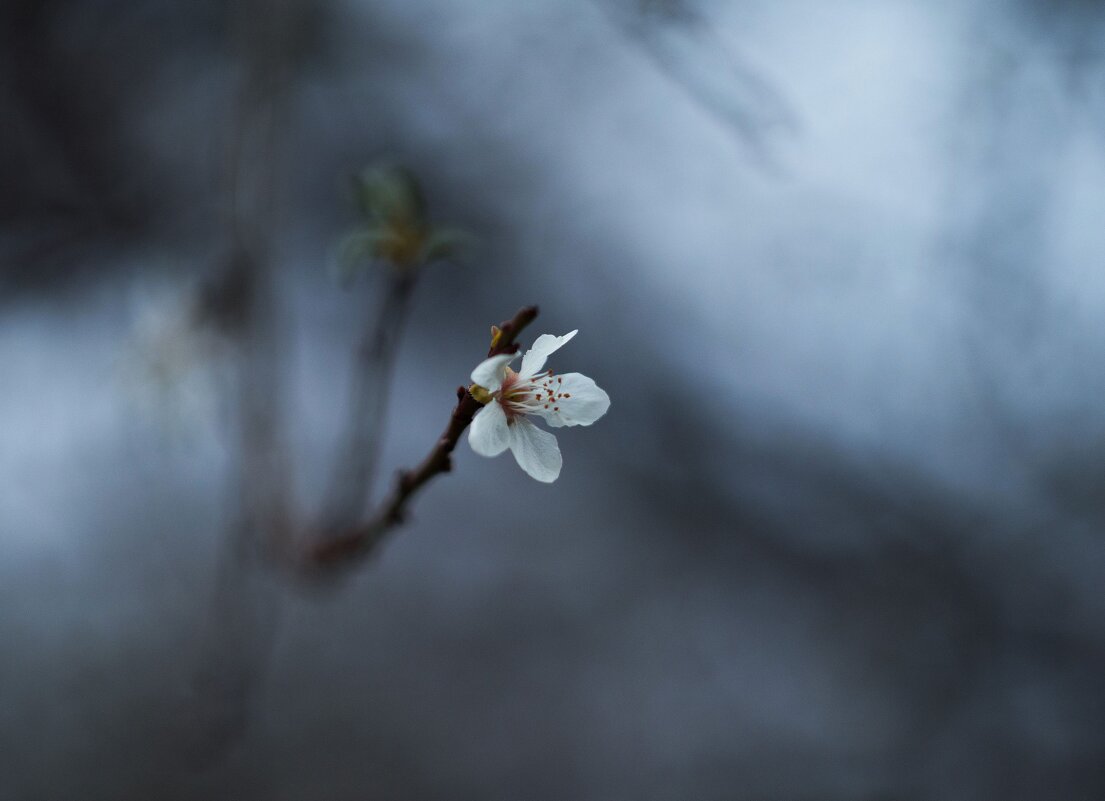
[470,352,516,392]
[468,401,511,456]
[519,330,578,379]
[507,418,562,483]
[533,372,611,428]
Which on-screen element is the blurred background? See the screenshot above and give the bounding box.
[3,0,1105,798]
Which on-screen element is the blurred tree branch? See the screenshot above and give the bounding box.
[318,269,418,534]
[183,0,303,768]
[597,0,797,169]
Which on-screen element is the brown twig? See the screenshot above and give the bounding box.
[305,304,539,569]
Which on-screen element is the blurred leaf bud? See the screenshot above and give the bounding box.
[355,165,427,230]
[335,164,475,280]
[419,226,477,265]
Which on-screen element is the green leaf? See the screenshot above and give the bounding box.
[354,165,427,228]
[419,226,477,264]
[331,229,392,284]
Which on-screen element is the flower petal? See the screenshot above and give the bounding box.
[519,330,578,379]
[532,372,611,428]
[470,352,516,392]
[468,401,511,457]
[507,417,562,482]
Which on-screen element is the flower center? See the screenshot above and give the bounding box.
[496,367,571,421]
[497,368,531,421]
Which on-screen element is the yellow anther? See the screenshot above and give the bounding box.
[469,384,493,405]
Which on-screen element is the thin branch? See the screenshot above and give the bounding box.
[304,304,539,569]
[318,270,418,534]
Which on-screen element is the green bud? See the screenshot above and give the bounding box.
[354,165,427,229]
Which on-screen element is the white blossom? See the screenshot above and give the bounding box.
[467,330,610,482]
